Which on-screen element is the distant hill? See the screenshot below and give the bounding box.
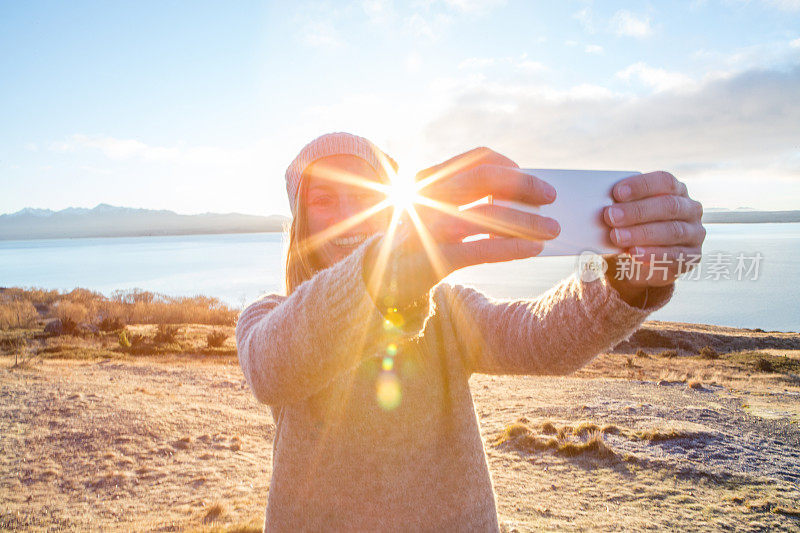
[0,204,291,240]
[1,204,797,241]
[701,209,800,223]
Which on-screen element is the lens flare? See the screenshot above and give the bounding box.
[376,372,401,410]
[387,171,421,214]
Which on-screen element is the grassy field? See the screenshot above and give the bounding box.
[2,287,800,531]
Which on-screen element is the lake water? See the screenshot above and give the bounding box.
[1,223,798,332]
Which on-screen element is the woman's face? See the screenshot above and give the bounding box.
[304,154,392,270]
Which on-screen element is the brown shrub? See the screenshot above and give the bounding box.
[754,357,774,372]
[153,324,181,344]
[659,349,678,358]
[0,301,38,329]
[206,329,229,348]
[97,315,125,332]
[557,431,615,459]
[1,286,239,327]
[202,502,227,523]
[53,301,88,329]
[699,345,719,360]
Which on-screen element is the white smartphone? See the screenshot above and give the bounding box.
[490,169,640,257]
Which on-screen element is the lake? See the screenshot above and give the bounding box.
[1,223,798,332]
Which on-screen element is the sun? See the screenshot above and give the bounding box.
[386,170,421,214]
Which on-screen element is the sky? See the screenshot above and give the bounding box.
[1,0,799,217]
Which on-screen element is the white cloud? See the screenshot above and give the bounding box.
[611,10,653,38]
[791,38,800,48]
[458,57,496,69]
[516,59,546,73]
[573,7,596,33]
[360,0,395,24]
[300,19,343,48]
[458,54,547,74]
[441,0,506,13]
[761,0,800,10]
[405,11,454,40]
[585,44,604,54]
[405,52,422,73]
[616,62,696,92]
[421,65,800,209]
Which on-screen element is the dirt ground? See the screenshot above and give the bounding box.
[1,321,800,532]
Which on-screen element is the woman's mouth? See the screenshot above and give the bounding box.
[332,233,368,247]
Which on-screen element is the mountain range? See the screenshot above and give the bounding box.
[1,204,798,241]
[0,204,290,240]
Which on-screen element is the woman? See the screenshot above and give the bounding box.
[235,132,705,531]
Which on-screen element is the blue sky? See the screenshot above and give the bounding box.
[1,0,799,216]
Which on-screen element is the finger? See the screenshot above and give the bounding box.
[613,171,685,202]
[604,195,704,227]
[610,220,705,248]
[419,165,556,206]
[416,147,519,182]
[444,237,545,271]
[432,203,560,242]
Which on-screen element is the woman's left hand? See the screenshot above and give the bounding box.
[600,171,706,303]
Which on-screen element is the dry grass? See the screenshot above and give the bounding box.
[576,348,800,390]
[0,286,238,329]
[203,502,227,523]
[0,300,38,329]
[2,355,799,531]
[0,321,237,361]
[700,345,720,360]
[688,379,704,390]
[207,329,229,348]
[493,419,617,460]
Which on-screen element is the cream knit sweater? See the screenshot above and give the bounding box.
[235,232,675,531]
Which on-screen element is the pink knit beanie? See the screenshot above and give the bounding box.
[285,132,398,218]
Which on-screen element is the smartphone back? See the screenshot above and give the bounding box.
[491,169,640,257]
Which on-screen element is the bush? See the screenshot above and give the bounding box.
[0,301,38,329]
[659,349,678,359]
[97,316,125,332]
[118,329,147,351]
[60,317,79,335]
[206,329,229,348]
[699,345,719,360]
[1,286,239,328]
[53,301,88,330]
[118,330,132,348]
[635,348,649,358]
[129,333,147,348]
[153,324,181,344]
[754,357,774,372]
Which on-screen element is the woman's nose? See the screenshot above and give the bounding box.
[337,195,365,220]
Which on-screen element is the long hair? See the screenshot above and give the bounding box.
[284,175,319,295]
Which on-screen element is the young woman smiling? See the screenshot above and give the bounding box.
[235,132,705,531]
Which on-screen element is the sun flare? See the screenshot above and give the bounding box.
[386,170,421,214]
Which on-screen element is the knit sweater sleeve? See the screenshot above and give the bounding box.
[235,232,430,406]
[436,270,675,376]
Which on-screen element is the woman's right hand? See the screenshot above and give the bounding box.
[362,147,560,311]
